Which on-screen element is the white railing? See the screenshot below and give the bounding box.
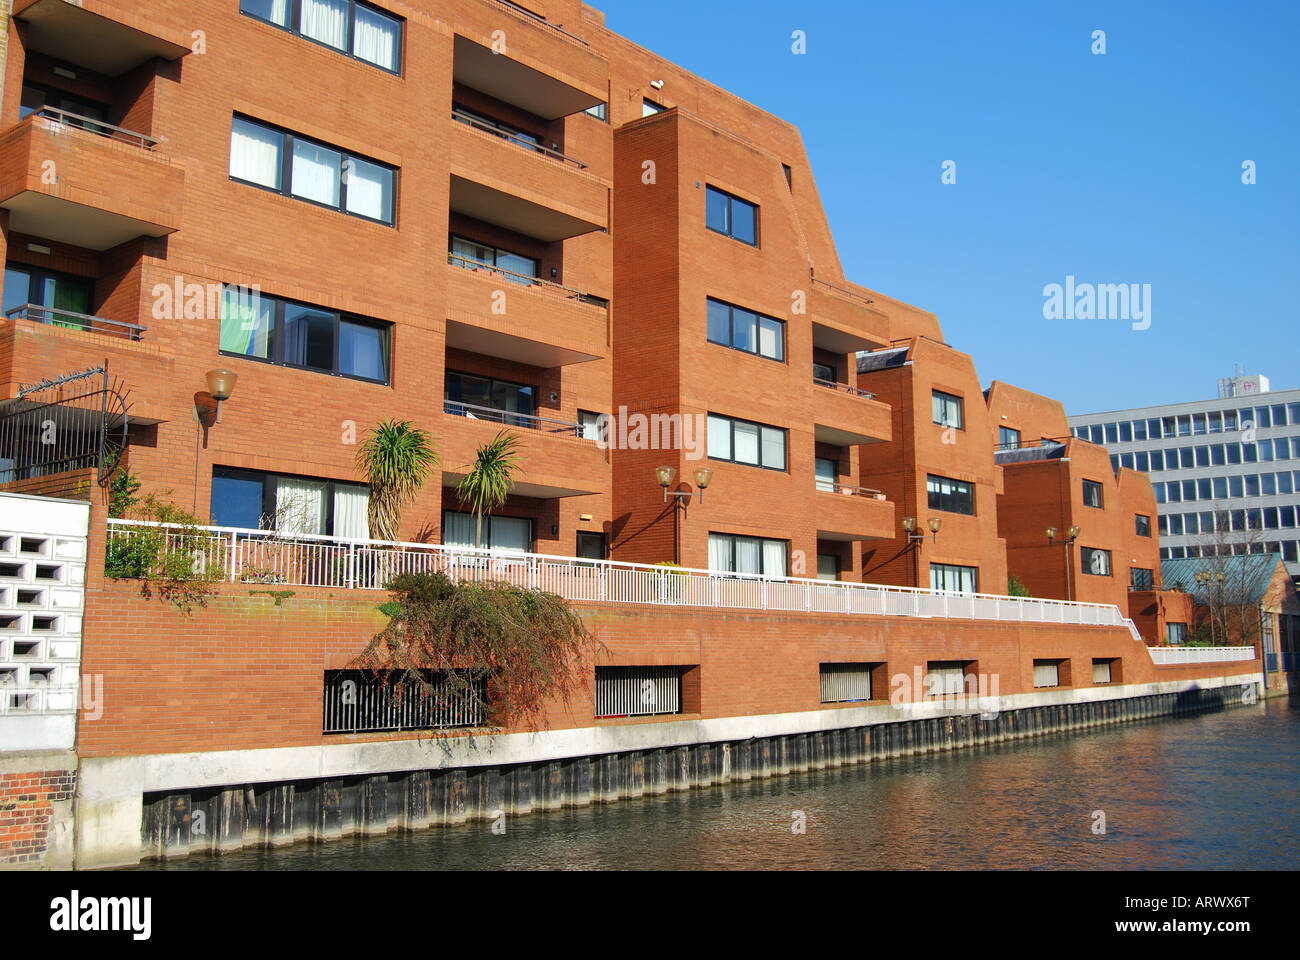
[106,519,1142,632]
[1146,646,1257,665]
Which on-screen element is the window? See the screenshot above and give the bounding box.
[1092,659,1115,684]
[451,105,541,151]
[583,102,608,121]
[1082,479,1104,508]
[1166,622,1187,645]
[1119,421,1133,442]
[442,511,532,553]
[820,663,874,703]
[932,390,964,430]
[240,0,403,73]
[1135,514,1151,537]
[2,263,93,327]
[210,467,369,538]
[925,662,968,698]
[578,410,607,443]
[927,475,974,515]
[816,554,840,581]
[705,186,758,245]
[1134,420,1148,441]
[444,371,535,421]
[998,427,1021,451]
[812,361,836,383]
[930,563,978,594]
[1105,423,1118,444]
[219,287,390,382]
[706,298,784,361]
[641,98,665,117]
[229,116,396,224]
[815,458,837,492]
[708,414,786,470]
[1130,567,1154,590]
[1080,547,1112,576]
[19,83,108,132]
[595,666,683,719]
[708,533,787,577]
[576,532,606,560]
[449,236,538,285]
[1033,660,1061,689]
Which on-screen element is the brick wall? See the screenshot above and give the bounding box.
[0,756,76,868]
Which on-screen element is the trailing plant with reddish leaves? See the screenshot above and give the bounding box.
[351,572,601,732]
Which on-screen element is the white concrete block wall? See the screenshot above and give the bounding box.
[0,493,90,752]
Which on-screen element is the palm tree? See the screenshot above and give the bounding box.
[355,420,439,541]
[456,431,524,548]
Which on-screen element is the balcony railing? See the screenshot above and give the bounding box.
[810,274,875,306]
[1147,646,1257,665]
[452,109,587,168]
[489,0,590,46]
[105,519,1144,639]
[447,254,606,308]
[32,106,158,151]
[444,399,592,438]
[815,480,886,499]
[813,377,876,400]
[4,304,146,341]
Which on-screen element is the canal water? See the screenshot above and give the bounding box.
[142,698,1299,870]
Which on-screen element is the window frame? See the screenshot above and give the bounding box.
[704,185,759,246]
[706,297,785,362]
[707,532,789,578]
[239,0,405,76]
[1135,514,1151,537]
[998,426,1021,451]
[1082,479,1104,509]
[229,115,397,225]
[926,474,975,516]
[210,466,368,535]
[441,510,534,552]
[444,370,537,419]
[1080,546,1112,577]
[707,413,787,472]
[929,563,979,594]
[931,390,965,430]
[218,286,391,384]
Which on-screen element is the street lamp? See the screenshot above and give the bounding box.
[1046,524,1081,602]
[902,517,941,588]
[1194,570,1226,644]
[655,465,713,564]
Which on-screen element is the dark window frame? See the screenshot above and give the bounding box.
[1082,479,1104,509]
[1080,546,1112,577]
[576,531,607,560]
[210,466,367,535]
[218,287,391,385]
[1135,514,1152,537]
[707,413,788,472]
[444,369,537,419]
[926,474,975,515]
[932,390,965,430]
[229,114,398,226]
[998,426,1021,451]
[704,185,759,246]
[708,532,789,578]
[441,509,534,552]
[706,297,785,363]
[239,0,405,76]
[448,234,539,279]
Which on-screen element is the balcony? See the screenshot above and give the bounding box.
[445,255,605,366]
[452,109,588,169]
[812,379,892,447]
[441,402,606,499]
[450,29,604,122]
[810,277,891,354]
[0,110,182,250]
[815,481,895,542]
[4,304,145,342]
[13,0,192,76]
[447,115,607,241]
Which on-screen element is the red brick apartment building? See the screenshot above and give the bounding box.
[0,0,1263,867]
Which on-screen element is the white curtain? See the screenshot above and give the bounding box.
[762,540,786,577]
[758,317,781,359]
[734,538,760,575]
[301,0,348,50]
[443,512,476,547]
[344,156,391,221]
[733,421,759,465]
[708,535,728,572]
[761,427,785,469]
[292,140,341,207]
[1033,662,1059,688]
[353,5,399,69]
[339,321,385,381]
[707,416,731,461]
[276,478,327,535]
[230,118,282,189]
[333,485,369,540]
[492,517,531,554]
[243,0,290,27]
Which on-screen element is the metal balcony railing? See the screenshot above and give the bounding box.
[489,0,590,46]
[4,304,146,341]
[451,109,587,168]
[447,254,606,308]
[815,480,887,499]
[810,274,875,306]
[33,106,158,151]
[105,519,1150,642]
[443,399,591,438]
[813,376,876,400]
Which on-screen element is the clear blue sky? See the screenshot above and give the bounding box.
[602,0,1299,414]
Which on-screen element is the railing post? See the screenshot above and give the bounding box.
[228,530,238,582]
[347,541,357,589]
[599,564,607,602]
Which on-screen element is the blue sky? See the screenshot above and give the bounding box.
[602,0,1299,414]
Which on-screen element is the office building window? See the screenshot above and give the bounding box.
[240,0,402,73]
[708,414,786,471]
[705,186,758,245]
[927,475,975,515]
[1080,547,1112,576]
[1082,479,1104,508]
[1130,567,1154,590]
[998,426,1021,451]
[708,533,787,577]
[442,511,532,553]
[706,298,784,361]
[930,563,978,594]
[576,531,607,560]
[211,467,369,538]
[1135,514,1151,537]
[219,287,389,382]
[932,390,964,430]
[230,116,396,223]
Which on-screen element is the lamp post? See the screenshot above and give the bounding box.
[1194,570,1226,644]
[655,465,712,565]
[1046,524,1080,602]
[902,516,941,589]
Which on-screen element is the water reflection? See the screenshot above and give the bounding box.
[141,699,1299,871]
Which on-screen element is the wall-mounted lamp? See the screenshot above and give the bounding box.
[655,465,712,565]
[1046,525,1080,544]
[1046,525,1081,601]
[903,516,940,544]
[197,368,238,423]
[650,79,665,90]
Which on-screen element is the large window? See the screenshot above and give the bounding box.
[1080,547,1112,576]
[708,534,787,577]
[1082,479,1104,508]
[708,414,786,471]
[219,287,390,383]
[2,263,92,324]
[705,186,757,245]
[442,511,532,553]
[927,475,974,515]
[444,371,535,421]
[931,391,964,430]
[211,467,369,538]
[1135,513,1151,537]
[815,458,837,492]
[1130,567,1154,590]
[449,235,538,285]
[230,116,396,224]
[998,426,1021,451]
[930,563,978,594]
[706,298,784,361]
[240,0,403,73]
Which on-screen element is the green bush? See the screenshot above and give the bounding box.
[105,492,220,613]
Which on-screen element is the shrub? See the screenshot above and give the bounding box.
[104,492,220,613]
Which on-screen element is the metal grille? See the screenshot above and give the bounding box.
[819,663,873,703]
[1033,660,1061,688]
[926,663,968,698]
[322,670,484,734]
[594,666,682,719]
[1092,659,1113,684]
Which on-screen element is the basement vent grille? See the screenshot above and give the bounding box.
[595,666,683,719]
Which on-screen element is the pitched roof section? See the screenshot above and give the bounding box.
[1160,554,1285,604]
